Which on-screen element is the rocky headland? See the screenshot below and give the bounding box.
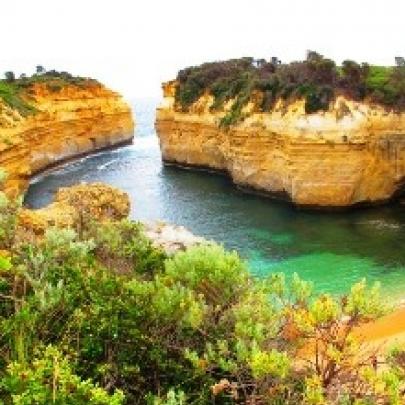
[156,56,405,208]
[0,73,134,195]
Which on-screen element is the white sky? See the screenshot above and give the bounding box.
[1,0,404,99]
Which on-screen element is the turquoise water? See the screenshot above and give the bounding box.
[25,99,405,299]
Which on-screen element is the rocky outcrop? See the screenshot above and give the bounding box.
[0,82,134,195]
[143,221,207,254]
[155,82,405,208]
[17,183,131,236]
[17,183,206,253]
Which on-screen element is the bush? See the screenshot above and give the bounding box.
[4,71,15,83]
[2,345,124,404]
[174,53,405,126]
[0,199,403,403]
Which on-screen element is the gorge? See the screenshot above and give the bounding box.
[1,67,405,403]
[2,62,403,300]
[25,99,405,300]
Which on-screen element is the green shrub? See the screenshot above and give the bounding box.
[164,244,248,306]
[0,197,402,403]
[88,220,166,275]
[174,53,405,127]
[1,345,124,404]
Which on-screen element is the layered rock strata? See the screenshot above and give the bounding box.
[156,82,405,208]
[0,82,134,195]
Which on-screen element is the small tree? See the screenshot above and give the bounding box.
[36,65,45,74]
[4,71,15,83]
[395,57,405,67]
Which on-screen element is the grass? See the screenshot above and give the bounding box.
[0,81,37,117]
[0,71,99,117]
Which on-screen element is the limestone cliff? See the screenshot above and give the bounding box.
[156,82,405,208]
[0,81,134,195]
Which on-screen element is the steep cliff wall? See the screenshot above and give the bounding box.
[0,82,134,195]
[156,82,405,208]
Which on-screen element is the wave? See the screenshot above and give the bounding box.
[356,219,402,230]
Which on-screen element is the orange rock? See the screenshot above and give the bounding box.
[0,82,134,196]
[355,307,405,348]
[156,82,405,208]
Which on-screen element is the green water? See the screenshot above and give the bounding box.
[25,99,405,300]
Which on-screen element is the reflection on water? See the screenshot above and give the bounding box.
[25,99,405,300]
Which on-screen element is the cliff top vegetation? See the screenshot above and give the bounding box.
[174,52,405,127]
[0,66,100,117]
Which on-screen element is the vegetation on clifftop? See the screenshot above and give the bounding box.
[0,175,404,403]
[174,52,405,127]
[0,67,100,117]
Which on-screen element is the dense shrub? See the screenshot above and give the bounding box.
[174,52,405,126]
[1,345,124,404]
[0,177,403,403]
[0,225,401,403]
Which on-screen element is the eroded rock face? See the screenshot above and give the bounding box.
[155,82,405,208]
[0,82,134,195]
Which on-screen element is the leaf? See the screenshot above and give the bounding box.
[0,255,11,271]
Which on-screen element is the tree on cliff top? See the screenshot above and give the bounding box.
[4,71,15,83]
[36,65,46,74]
[174,53,405,127]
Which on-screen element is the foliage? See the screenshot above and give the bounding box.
[0,82,37,117]
[0,191,403,403]
[87,220,166,276]
[0,169,22,249]
[174,52,405,126]
[1,345,124,404]
[4,72,16,83]
[0,68,99,117]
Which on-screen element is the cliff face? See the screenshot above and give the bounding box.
[0,82,134,195]
[156,82,405,208]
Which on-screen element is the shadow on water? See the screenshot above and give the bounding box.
[24,99,405,299]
